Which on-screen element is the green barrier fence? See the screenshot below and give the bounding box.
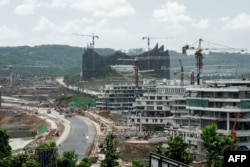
[37,124,47,135]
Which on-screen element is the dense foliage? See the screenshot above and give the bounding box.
[64,74,81,85]
[202,124,234,167]
[99,131,120,167]
[95,67,122,79]
[132,160,149,167]
[155,135,193,165]
[0,130,92,167]
[0,45,115,78]
[0,129,11,159]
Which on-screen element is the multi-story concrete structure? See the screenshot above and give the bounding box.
[169,95,189,126]
[165,79,250,160]
[96,82,144,114]
[82,44,170,81]
[130,80,187,130]
[185,80,250,145]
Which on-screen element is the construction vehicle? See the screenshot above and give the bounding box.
[182,38,246,85]
[47,109,51,114]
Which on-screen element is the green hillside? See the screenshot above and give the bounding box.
[0,45,249,78]
[0,45,115,78]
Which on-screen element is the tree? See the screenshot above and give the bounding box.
[201,124,234,167]
[99,131,120,167]
[78,157,92,167]
[57,150,78,167]
[0,147,39,167]
[0,129,12,159]
[132,160,148,167]
[155,135,193,165]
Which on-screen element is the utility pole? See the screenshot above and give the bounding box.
[9,65,13,87]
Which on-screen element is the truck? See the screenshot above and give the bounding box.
[47,109,51,114]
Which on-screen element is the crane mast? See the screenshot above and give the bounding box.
[142,35,170,70]
[73,33,99,78]
[179,59,184,86]
[182,38,246,85]
[231,113,240,143]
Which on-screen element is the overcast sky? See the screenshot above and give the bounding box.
[0,0,249,53]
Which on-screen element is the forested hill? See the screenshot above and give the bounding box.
[169,51,250,74]
[0,45,249,78]
[0,45,116,77]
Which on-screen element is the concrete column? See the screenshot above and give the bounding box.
[227,112,229,131]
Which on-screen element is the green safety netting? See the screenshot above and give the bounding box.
[186,99,208,107]
[241,101,250,109]
[68,100,96,108]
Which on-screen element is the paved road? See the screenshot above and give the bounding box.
[58,116,96,160]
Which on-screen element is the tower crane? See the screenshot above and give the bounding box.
[179,59,184,86]
[173,59,191,86]
[142,35,170,70]
[133,58,155,87]
[73,33,99,78]
[231,112,241,143]
[182,38,246,85]
[73,33,99,48]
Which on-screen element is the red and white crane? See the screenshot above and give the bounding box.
[182,38,246,85]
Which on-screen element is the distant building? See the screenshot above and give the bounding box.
[82,44,170,81]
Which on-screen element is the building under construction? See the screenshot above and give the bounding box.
[160,79,250,161]
[82,44,170,81]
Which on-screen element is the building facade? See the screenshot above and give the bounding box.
[130,80,187,130]
[96,83,144,114]
[185,80,250,145]
[82,44,170,81]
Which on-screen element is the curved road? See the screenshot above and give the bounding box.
[2,94,97,161]
[58,116,96,160]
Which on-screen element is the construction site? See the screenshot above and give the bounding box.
[0,37,250,167]
[0,70,160,162]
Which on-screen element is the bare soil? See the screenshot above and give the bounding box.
[0,107,64,143]
[118,142,157,162]
[0,108,45,132]
[92,110,156,162]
